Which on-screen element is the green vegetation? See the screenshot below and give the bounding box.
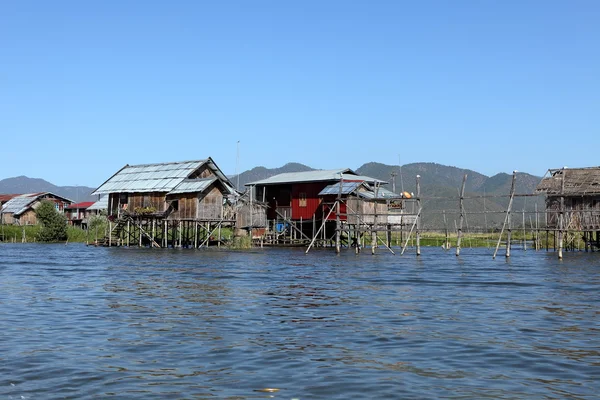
[229,235,252,249]
[0,216,587,252]
[36,201,68,242]
[0,224,39,242]
[134,206,157,214]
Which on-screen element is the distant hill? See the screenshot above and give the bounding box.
[354,162,544,229]
[0,176,97,202]
[233,162,315,189]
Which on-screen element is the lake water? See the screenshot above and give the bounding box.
[0,243,598,399]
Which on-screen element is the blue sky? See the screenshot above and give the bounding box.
[1,1,598,187]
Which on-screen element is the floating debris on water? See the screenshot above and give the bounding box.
[254,388,280,393]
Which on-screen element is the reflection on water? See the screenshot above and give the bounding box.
[0,243,599,399]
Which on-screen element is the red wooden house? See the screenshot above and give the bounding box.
[246,168,387,222]
[64,201,96,227]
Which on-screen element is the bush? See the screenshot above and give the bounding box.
[36,201,68,242]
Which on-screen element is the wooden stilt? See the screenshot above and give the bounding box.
[456,174,467,256]
[505,172,517,258]
[493,171,516,259]
[416,175,421,256]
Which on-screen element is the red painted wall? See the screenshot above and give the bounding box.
[290,182,327,220]
[261,181,350,221]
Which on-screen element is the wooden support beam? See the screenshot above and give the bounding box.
[493,171,517,259]
[456,174,467,256]
[416,175,421,256]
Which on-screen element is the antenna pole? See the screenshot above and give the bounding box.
[398,154,404,192]
[236,141,240,191]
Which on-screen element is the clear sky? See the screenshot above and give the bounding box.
[1,1,598,187]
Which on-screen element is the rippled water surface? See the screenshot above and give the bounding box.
[0,243,599,399]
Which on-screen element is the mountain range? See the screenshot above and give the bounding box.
[1,162,545,229]
[0,176,98,203]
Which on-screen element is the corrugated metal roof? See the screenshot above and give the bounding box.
[1,192,73,216]
[319,181,364,195]
[92,160,207,195]
[92,158,236,196]
[87,196,108,211]
[1,194,37,215]
[168,178,216,195]
[65,201,95,209]
[342,174,387,184]
[246,168,388,186]
[359,186,401,199]
[246,169,350,185]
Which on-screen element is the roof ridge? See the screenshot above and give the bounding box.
[126,159,207,168]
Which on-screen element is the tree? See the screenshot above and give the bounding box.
[36,201,68,242]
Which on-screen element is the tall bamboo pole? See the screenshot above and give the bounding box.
[493,171,517,259]
[558,168,566,259]
[372,183,380,255]
[416,175,421,256]
[335,178,341,254]
[456,174,467,256]
[505,172,517,258]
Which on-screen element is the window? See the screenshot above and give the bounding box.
[299,193,307,207]
[171,200,179,211]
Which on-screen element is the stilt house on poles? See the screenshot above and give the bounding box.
[91,158,238,247]
[535,166,600,251]
[246,168,413,247]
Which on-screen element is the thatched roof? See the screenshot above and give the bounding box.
[535,167,600,196]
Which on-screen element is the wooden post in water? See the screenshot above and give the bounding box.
[493,171,517,259]
[372,183,380,255]
[163,220,168,248]
[522,210,527,251]
[335,175,342,254]
[416,175,421,256]
[535,203,539,251]
[109,221,112,247]
[505,171,517,258]
[456,174,467,256]
[443,210,449,250]
[558,168,566,259]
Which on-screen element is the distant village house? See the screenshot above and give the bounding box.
[0,192,73,225]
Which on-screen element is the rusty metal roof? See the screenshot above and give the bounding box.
[535,167,600,196]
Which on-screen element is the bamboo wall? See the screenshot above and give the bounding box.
[346,198,388,225]
[546,195,600,230]
[236,203,268,228]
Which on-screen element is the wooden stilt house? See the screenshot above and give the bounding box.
[535,167,600,231]
[91,158,238,247]
[246,168,406,245]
